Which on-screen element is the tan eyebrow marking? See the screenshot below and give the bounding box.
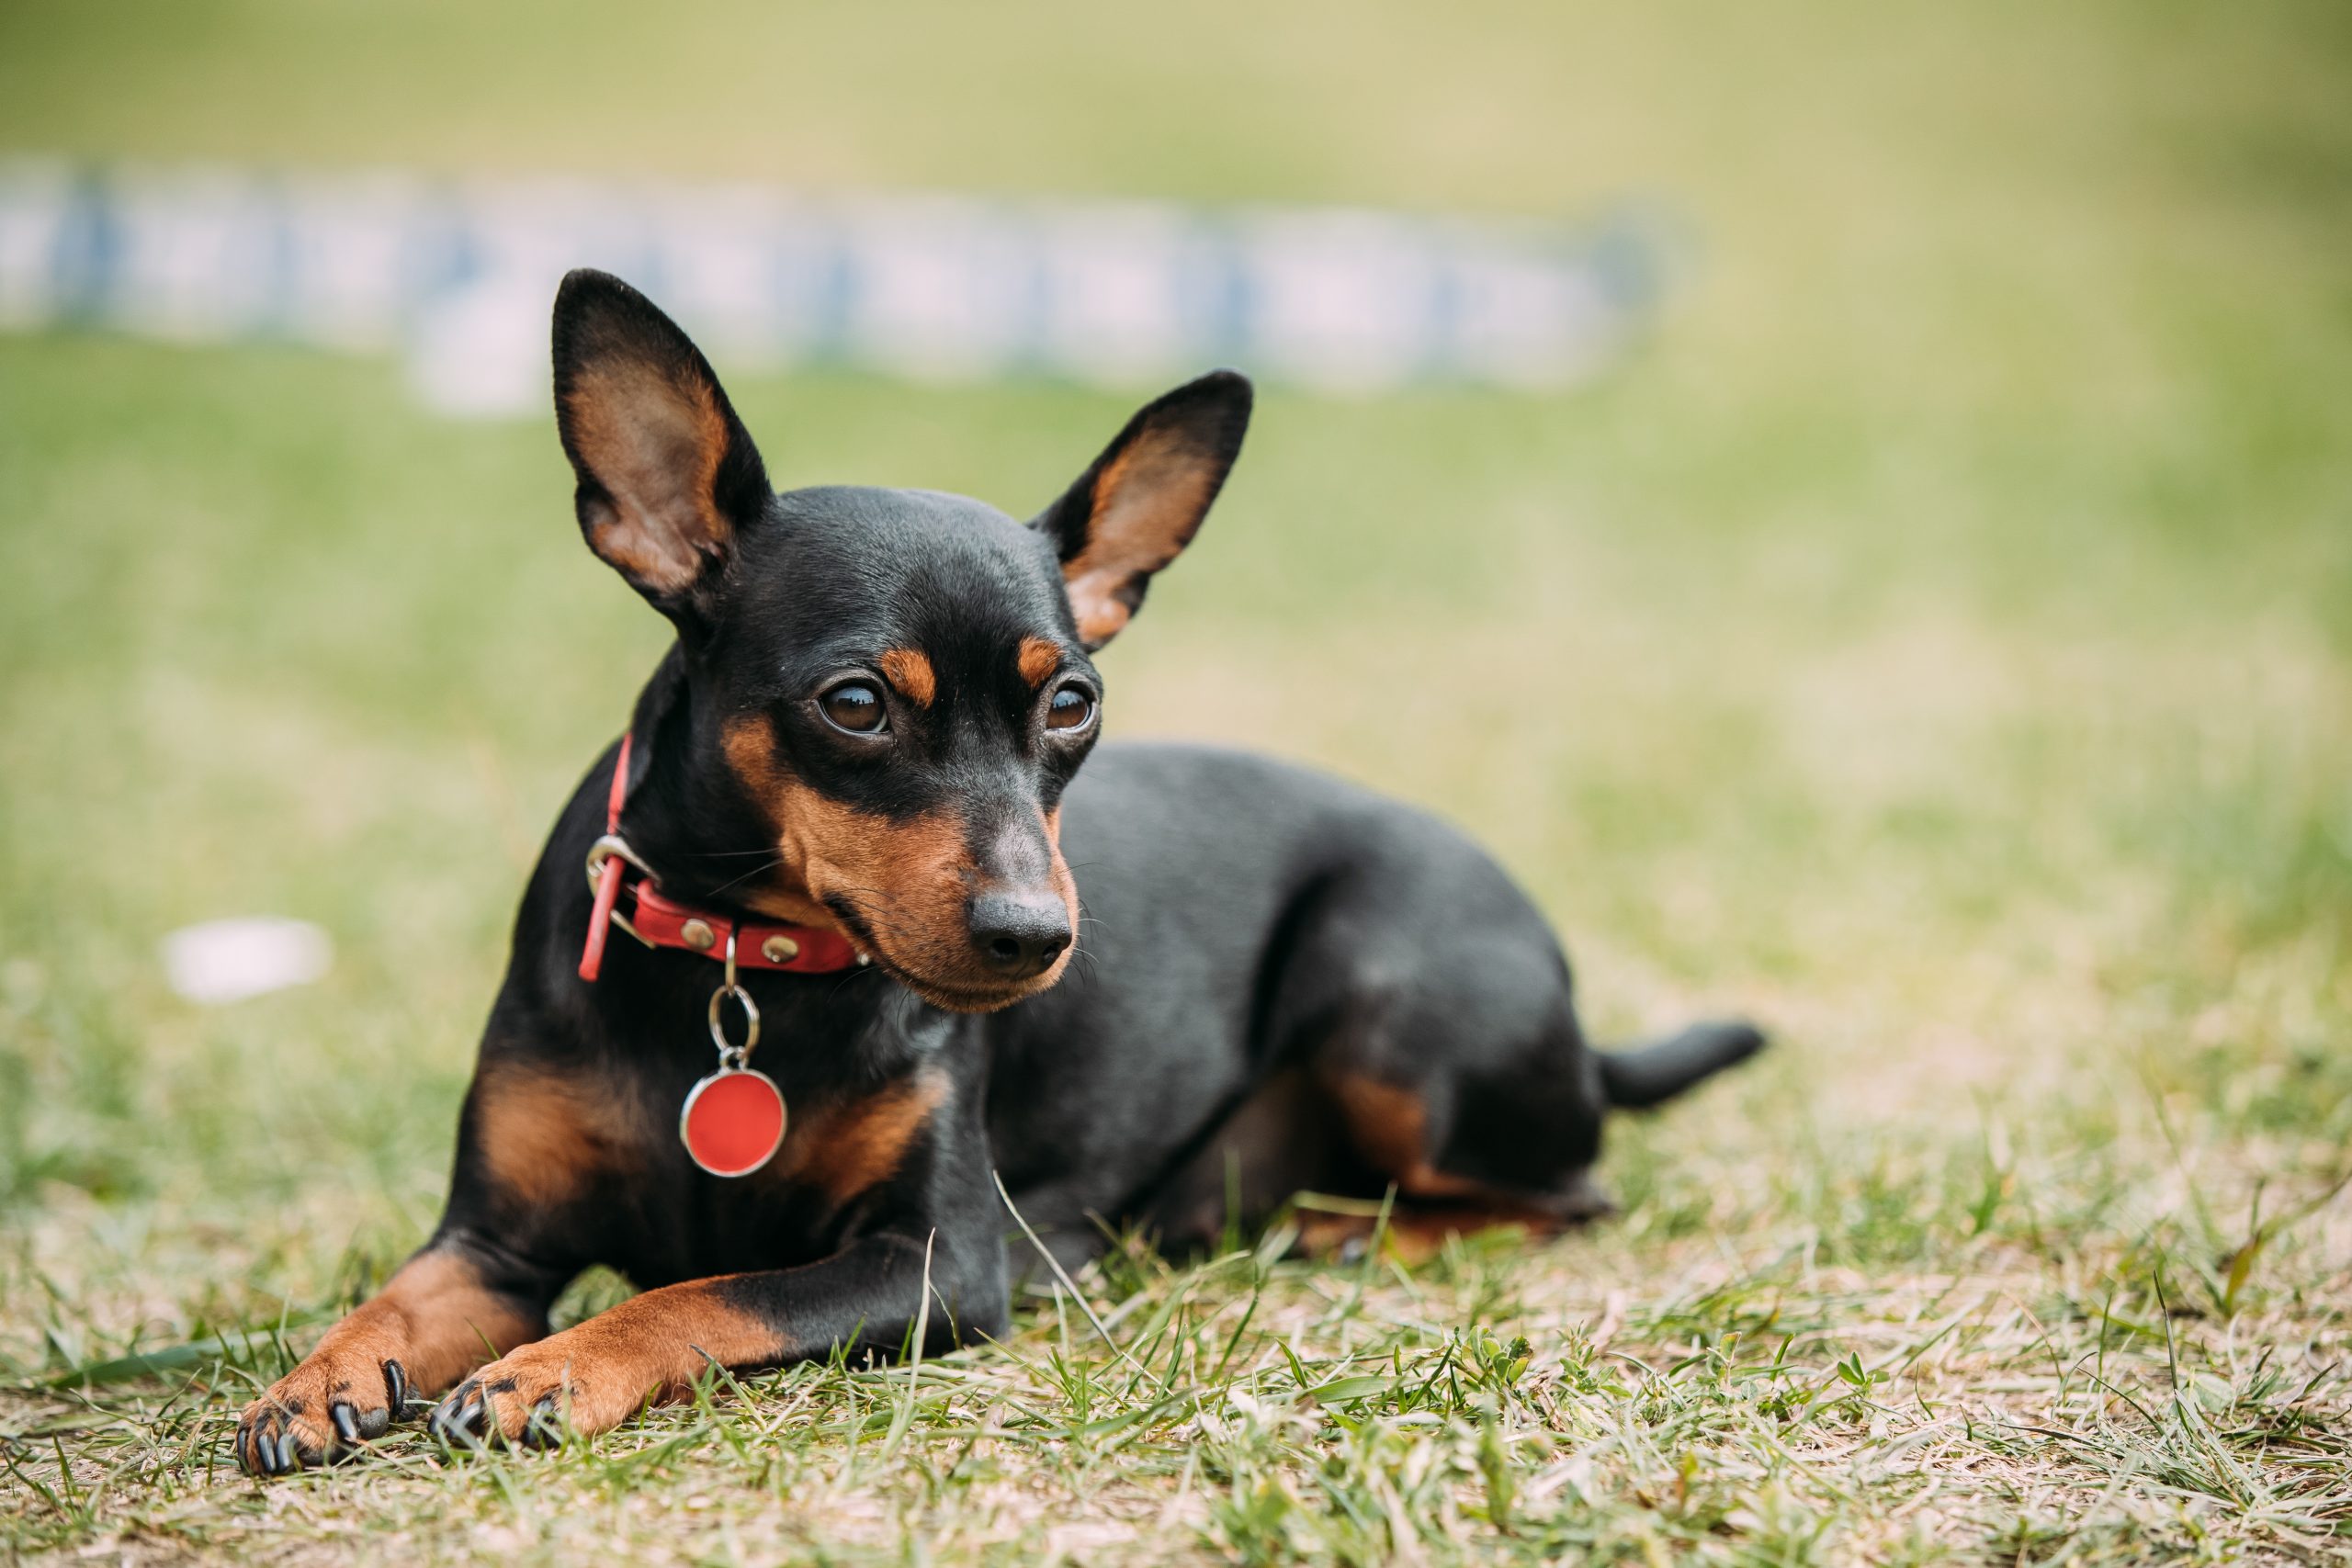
[1016,636,1062,687]
[876,648,937,706]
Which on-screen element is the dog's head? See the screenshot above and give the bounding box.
[551,269,1250,1011]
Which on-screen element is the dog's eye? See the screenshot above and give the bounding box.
[819,681,888,735]
[1045,686,1096,733]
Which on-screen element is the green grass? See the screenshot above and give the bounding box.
[4,1,2351,1562]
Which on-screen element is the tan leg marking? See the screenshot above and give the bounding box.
[1295,1204,1564,1267]
[1304,1076,1600,1265]
[436,1278,784,1442]
[235,1250,543,1471]
[1326,1075,1481,1201]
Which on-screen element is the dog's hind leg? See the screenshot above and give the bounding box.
[1292,1180,1612,1265]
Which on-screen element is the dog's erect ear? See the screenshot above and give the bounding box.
[1033,370,1252,650]
[552,269,769,614]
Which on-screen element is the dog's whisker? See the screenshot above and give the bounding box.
[706,855,787,898]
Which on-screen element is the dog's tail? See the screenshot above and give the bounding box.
[1598,1020,1766,1110]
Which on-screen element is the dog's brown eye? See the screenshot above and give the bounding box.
[820,681,887,735]
[1045,686,1096,732]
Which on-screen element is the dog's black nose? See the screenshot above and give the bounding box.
[968,891,1071,978]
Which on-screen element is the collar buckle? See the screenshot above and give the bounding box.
[583,833,658,950]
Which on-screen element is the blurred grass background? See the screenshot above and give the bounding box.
[1,1,2348,1560]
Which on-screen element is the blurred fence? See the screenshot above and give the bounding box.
[0,159,1670,413]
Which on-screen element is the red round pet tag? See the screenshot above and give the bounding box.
[679,1067,786,1177]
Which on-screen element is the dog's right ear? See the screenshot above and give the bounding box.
[552,269,769,619]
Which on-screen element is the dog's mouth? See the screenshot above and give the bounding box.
[826,901,1070,1015]
[864,950,1069,1015]
[899,970,1062,1014]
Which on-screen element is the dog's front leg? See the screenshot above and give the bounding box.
[234,1239,554,1472]
[426,1228,1007,1447]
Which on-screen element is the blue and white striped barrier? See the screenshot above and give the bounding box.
[0,159,1672,413]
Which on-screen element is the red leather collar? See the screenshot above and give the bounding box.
[577,733,864,982]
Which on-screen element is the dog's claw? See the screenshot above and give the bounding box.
[429,1381,491,1451]
[240,1356,406,1475]
[382,1359,411,1418]
[522,1392,564,1450]
[239,1410,297,1476]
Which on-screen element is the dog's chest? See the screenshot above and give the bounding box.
[571,1061,954,1286]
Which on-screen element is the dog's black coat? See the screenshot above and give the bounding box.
[233,271,1760,1472]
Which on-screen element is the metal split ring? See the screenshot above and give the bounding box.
[707,931,760,1067]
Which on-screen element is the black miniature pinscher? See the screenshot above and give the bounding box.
[234,269,1762,1472]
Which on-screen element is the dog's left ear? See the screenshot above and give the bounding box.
[552,268,770,620]
[1033,370,1252,649]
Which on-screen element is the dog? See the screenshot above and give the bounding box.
[233,268,1763,1472]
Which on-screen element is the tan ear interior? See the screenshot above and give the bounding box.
[564,361,731,595]
[1061,431,1222,647]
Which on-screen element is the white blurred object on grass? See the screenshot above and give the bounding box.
[161,918,334,1004]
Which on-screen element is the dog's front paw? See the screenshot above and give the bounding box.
[236,1354,413,1474]
[426,1334,652,1450]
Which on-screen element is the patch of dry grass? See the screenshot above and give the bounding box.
[6,1134,2347,1562]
